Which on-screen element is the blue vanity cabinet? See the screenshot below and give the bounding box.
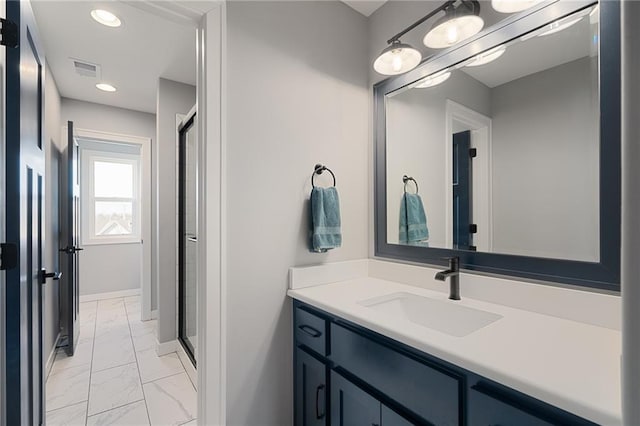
[295,347,328,426]
[331,371,414,426]
[292,300,598,426]
[330,371,380,426]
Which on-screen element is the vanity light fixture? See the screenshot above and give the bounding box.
[415,70,451,88]
[490,0,542,14]
[96,83,117,92]
[373,40,422,75]
[90,9,122,28]
[373,0,482,75]
[465,45,506,67]
[423,1,484,49]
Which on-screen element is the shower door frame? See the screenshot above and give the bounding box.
[178,110,197,367]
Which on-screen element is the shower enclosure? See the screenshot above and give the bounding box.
[178,111,197,365]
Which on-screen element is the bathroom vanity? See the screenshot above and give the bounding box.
[288,262,621,426]
[289,0,622,424]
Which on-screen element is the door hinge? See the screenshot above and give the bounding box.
[469,224,478,234]
[1,18,18,49]
[469,148,477,158]
[0,243,18,270]
[468,245,477,251]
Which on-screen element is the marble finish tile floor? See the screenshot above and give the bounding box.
[45,296,197,426]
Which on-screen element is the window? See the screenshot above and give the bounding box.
[82,148,141,244]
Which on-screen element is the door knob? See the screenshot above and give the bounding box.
[39,268,62,284]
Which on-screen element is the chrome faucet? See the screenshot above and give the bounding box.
[435,257,460,300]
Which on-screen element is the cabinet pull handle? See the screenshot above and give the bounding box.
[315,384,325,419]
[298,324,322,338]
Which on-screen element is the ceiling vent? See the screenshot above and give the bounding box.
[71,58,101,78]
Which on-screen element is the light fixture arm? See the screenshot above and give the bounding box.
[386,0,480,45]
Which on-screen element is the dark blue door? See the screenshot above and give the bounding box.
[331,371,381,426]
[452,131,473,250]
[59,121,81,355]
[4,0,52,424]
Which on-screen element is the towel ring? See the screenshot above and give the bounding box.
[403,175,419,194]
[312,164,336,188]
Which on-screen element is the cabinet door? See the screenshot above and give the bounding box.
[331,371,381,426]
[295,348,328,426]
[469,386,556,426]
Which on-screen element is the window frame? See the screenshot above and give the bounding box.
[81,148,142,245]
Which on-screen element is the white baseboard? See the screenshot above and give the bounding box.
[156,339,177,356]
[151,310,158,320]
[45,333,60,381]
[80,288,141,302]
[177,341,197,390]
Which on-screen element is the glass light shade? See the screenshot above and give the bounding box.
[491,0,542,13]
[424,15,484,49]
[415,71,451,88]
[96,83,117,92]
[374,42,422,75]
[91,9,122,27]
[465,45,507,67]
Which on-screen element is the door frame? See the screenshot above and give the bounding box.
[127,1,226,424]
[445,100,493,252]
[196,4,226,425]
[65,127,152,320]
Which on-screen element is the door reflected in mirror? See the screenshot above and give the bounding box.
[386,4,600,262]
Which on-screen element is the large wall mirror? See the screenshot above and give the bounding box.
[374,0,620,290]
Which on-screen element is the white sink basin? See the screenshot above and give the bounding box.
[359,292,502,337]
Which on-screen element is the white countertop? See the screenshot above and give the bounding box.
[288,277,621,425]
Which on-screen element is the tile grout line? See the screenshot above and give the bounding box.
[85,300,99,426]
[143,370,189,386]
[124,296,153,426]
[174,346,197,393]
[84,397,147,419]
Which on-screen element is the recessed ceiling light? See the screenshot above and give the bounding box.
[491,0,543,14]
[465,45,507,67]
[415,70,451,88]
[96,83,117,92]
[91,9,122,28]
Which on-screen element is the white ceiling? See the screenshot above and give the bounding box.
[32,0,200,114]
[461,14,596,88]
[341,0,388,16]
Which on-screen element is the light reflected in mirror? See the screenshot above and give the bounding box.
[386,4,600,262]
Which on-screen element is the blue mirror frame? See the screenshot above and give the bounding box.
[374,0,620,291]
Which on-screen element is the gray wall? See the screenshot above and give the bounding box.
[60,98,156,296]
[225,2,369,424]
[44,64,62,364]
[154,78,195,343]
[490,57,599,261]
[386,71,491,246]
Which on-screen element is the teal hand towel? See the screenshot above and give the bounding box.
[399,193,429,245]
[310,187,342,252]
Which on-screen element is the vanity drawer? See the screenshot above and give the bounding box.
[331,323,462,426]
[295,306,328,356]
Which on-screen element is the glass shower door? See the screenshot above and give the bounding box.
[178,112,197,365]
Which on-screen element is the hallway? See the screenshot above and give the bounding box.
[44,296,196,425]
